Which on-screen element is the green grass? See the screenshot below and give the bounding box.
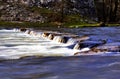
[62,14,100,28]
[63,21,100,28]
[0,21,57,28]
[64,14,82,22]
[29,7,53,14]
[0,21,119,29]
[106,23,120,26]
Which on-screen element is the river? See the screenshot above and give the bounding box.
[0,27,120,79]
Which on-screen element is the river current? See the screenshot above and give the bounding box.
[0,27,120,79]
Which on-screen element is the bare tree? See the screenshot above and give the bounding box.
[94,0,120,23]
[108,0,119,22]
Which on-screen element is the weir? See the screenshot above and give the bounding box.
[19,28,120,56]
[0,28,120,60]
[67,38,77,44]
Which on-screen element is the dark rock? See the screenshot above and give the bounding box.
[0,0,97,22]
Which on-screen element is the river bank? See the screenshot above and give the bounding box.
[0,21,120,30]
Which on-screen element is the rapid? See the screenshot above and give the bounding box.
[0,27,120,79]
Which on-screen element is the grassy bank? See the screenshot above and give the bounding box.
[0,21,119,29]
[63,22,101,28]
[0,21,57,28]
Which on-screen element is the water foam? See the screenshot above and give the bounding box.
[1,29,119,59]
[0,29,79,60]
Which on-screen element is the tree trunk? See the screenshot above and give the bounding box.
[94,0,120,23]
[102,0,106,22]
[108,0,119,22]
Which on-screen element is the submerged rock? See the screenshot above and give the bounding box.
[74,42,120,55]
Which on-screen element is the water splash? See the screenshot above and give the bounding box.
[0,29,79,60]
[0,28,120,60]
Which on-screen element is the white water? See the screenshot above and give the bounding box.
[0,29,80,60]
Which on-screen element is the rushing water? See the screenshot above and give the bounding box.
[0,27,120,79]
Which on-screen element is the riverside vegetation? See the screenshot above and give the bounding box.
[0,0,120,28]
